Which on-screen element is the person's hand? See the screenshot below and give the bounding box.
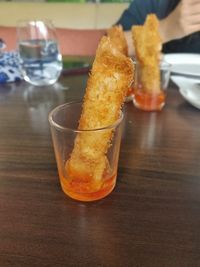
[159,0,200,43]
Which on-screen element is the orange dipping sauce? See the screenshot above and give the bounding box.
[60,165,116,201]
[133,88,166,111]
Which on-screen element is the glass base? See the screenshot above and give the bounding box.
[133,98,165,111]
[60,175,116,202]
[24,76,58,86]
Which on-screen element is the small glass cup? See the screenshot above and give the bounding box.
[132,60,171,111]
[49,101,124,202]
[17,19,63,86]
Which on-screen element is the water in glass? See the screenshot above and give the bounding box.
[17,20,62,86]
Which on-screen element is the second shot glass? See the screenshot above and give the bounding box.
[132,60,171,111]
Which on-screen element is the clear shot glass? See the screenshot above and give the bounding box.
[132,60,171,111]
[49,101,124,202]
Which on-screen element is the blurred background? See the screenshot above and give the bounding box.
[0,0,131,3]
[0,0,130,29]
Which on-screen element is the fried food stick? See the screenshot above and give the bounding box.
[132,14,162,93]
[107,25,134,101]
[107,25,128,56]
[66,36,134,190]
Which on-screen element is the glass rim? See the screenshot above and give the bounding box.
[16,19,57,41]
[48,101,124,133]
[16,19,54,26]
[131,57,171,69]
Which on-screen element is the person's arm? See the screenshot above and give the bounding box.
[124,0,200,56]
[159,0,200,43]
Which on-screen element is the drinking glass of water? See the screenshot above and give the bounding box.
[17,20,63,86]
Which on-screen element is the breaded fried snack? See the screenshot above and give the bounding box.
[132,14,162,93]
[107,25,128,56]
[66,36,134,190]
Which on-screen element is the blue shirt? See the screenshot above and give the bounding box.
[116,0,200,54]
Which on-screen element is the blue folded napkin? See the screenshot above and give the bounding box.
[0,50,22,84]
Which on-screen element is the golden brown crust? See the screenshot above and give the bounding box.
[107,25,128,56]
[132,14,162,93]
[66,36,134,189]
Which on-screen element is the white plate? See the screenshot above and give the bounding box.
[171,75,200,109]
[164,53,200,77]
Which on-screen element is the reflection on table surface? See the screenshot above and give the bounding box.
[0,67,200,267]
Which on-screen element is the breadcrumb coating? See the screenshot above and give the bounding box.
[66,36,134,189]
[107,25,128,56]
[132,14,162,93]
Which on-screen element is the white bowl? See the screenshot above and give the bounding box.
[171,75,200,110]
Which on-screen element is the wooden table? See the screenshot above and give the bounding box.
[1,68,200,267]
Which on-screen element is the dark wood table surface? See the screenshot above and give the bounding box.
[1,65,200,267]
